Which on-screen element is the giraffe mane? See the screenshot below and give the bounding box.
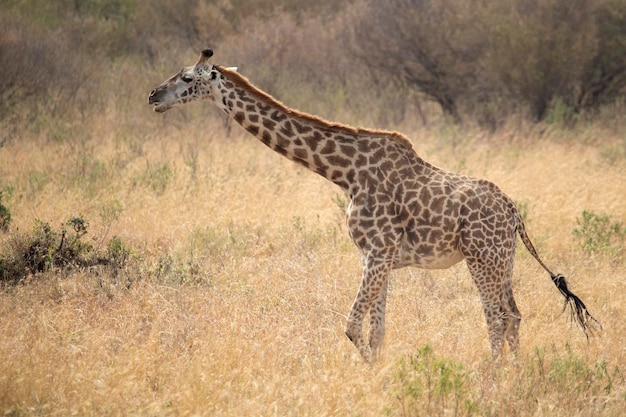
[217,66,416,152]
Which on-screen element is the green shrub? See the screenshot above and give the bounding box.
[573,210,625,261]
[387,345,624,416]
[544,97,578,128]
[389,345,478,417]
[140,162,173,195]
[0,191,10,232]
[0,218,86,283]
[534,345,623,398]
[0,216,133,285]
[106,235,132,273]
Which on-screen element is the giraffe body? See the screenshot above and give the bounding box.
[149,49,599,362]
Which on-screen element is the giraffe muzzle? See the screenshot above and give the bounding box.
[148,88,169,112]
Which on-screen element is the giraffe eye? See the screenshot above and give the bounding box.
[182,75,193,83]
[210,72,218,81]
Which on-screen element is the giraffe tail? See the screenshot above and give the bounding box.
[512,205,602,337]
[549,273,602,337]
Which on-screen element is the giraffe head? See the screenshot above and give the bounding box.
[148,49,229,113]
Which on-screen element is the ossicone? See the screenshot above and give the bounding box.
[198,49,214,64]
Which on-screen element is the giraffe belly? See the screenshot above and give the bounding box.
[395,242,465,270]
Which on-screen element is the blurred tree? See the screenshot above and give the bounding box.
[350,0,626,125]
[2,0,624,128]
[575,0,626,113]
[0,13,83,119]
[484,0,597,121]
[350,0,488,123]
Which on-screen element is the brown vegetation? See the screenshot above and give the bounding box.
[354,0,626,126]
[1,1,625,415]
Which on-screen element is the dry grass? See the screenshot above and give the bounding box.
[1,107,625,415]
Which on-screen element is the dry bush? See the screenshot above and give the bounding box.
[0,216,134,286]
[577,0,626,111]
[484,0,598,121]
[351,0,487,123]
[0,13,83,119]
[3,0,625,132]
[351,0,626,127]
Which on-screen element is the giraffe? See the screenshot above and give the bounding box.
[148,49,600,362]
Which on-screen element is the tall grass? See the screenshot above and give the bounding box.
[1,107,624,414]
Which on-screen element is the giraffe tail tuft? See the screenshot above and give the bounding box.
[550,273,602,337]
[513,203,602,338]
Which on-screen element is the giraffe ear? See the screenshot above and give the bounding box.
[225,67,238,72]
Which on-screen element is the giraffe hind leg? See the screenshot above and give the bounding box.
[482,299,506,359]
[465,259,508,359]
[503,284,521,356]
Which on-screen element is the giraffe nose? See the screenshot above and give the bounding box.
[148,88,160,104]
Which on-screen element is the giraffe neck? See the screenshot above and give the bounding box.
[214,67,416,191]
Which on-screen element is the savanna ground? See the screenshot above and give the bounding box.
[1,1,626,416]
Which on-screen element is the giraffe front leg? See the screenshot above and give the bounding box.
[368,278,388,360]
[345,299,371,362]
[345,254,393,363]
